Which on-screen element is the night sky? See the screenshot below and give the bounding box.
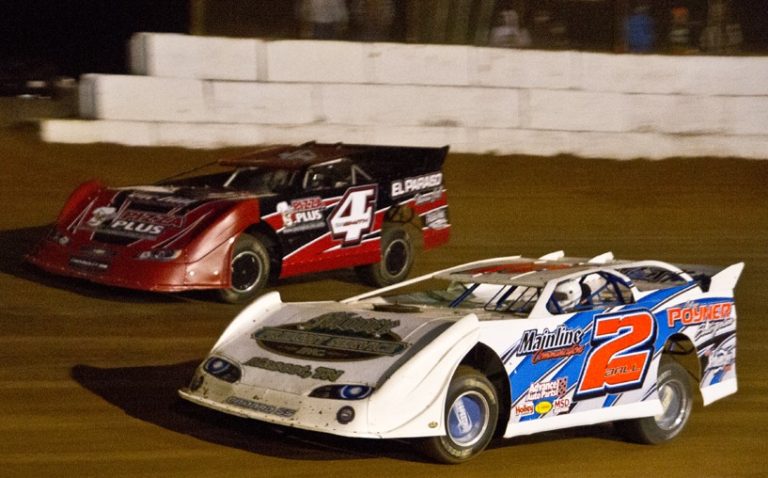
[0,0,189,76]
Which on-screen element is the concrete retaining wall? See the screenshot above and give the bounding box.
[41,32,768,159]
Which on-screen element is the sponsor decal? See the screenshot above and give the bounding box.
[87,206,184,239]
[667,301,733,328]
[517,325,585,363]
[526,378,568,401]
[119,210,184,228]
[414,190,443,205]
[128,191,197,206]
[301,312,399,337]
[69,245,116,271]
[277,197,326,232]
[535,401,553,414]
[522,378,570,418]
[244,356,345,382]
[253,312,408,361]
[552,397,571,415]
[391,172,443,198]
[515,402,534,417]
[702,337,736,375]
[424,208,449,230]
[69,256,110,271]
[705,348,735,374]
[86,206,117,227]
[105,210,185,237]
[224,396,297,418]
[695,316,735,341]
[107,219,164,237]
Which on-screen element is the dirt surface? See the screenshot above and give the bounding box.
[1,127,766,477]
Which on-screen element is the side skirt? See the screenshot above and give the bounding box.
[503,400,664,439]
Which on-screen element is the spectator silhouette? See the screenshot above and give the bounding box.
[626,4,655,53]
[668,6,694,54]
[700,0,742,54]
[296,0,349,40]
[489,9,531,48]
[350,0,394,41]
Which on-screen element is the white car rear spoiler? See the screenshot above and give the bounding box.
[676,262,745,292]
[709,262,745,292]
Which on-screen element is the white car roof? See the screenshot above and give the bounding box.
[343,252,693,304]
[433,256,644,288]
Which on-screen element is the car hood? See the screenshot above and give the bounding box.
[67,185,260,248]
[211,300,466,394]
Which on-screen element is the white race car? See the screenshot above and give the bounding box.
[179,251,742,463]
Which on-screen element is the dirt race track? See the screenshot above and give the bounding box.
[1,127,766,477]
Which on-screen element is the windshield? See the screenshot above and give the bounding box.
[383,281,543,317]
[158,164,296,194]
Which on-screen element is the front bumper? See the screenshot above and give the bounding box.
[178,374,381,439]
[27,238,227,292]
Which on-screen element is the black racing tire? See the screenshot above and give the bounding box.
[217,233,270,304]
[614,358,693,444]
[420,366,499,464]
[355,225,414,287]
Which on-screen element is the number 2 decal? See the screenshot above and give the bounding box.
[328,185,378,245]
[575,310,656,399]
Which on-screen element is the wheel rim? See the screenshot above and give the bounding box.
[447,391,490,447]
[231,251,262,292]
[654,378,689,431]
[384,237,408,276]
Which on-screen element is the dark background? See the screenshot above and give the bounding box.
[0,0,765,78]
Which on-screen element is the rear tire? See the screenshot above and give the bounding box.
[420,366,498,464]
[217,233,270,304]
[356,225,413,287]
[614,358,693,444]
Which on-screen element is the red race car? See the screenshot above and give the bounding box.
[28,142,450,302]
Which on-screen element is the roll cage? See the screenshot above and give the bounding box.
[443,269,635,317]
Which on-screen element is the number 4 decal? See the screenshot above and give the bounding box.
[328,185,378,245]
[575,310,657,400]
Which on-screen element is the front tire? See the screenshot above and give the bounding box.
[356,225,414,287]
[420,366,499,464]
[217,233,270,304]
[614,358,693,444]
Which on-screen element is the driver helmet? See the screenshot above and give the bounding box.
[553,280,581,312]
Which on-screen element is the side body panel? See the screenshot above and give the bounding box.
[475,284,737,438]
[259,175,449,279]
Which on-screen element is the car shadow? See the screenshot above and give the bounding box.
[71,361,625,464]
[70,361,423,462]
[275,267,365,287]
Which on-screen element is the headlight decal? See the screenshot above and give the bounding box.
[203,356,241,383]
[309,384,373,400]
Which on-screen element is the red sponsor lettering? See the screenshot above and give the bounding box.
[120,210,183,227]
[515,403,534,416]
[532,343,584,364]
[291,197,323,211]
